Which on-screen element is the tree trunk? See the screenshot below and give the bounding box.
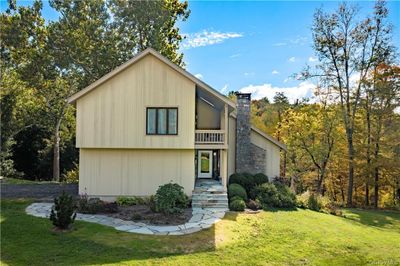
[365,98,371,207]
[373,141,380,208]
[52,118,62,182]
[346,132,355,207]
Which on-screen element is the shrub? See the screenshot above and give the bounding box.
[116,196,138,206]
[253,173,269,186]
[50,191,77,229]
[228,183,248,201]
[229,173,254,194]
[154,183,189,214]
[247,199,262,210]
[62,163,78,184]
[274,183,296,208]
[77,194,118,214]
[296,191,341,215]
[229,198,246,211]
[253,183,280,207]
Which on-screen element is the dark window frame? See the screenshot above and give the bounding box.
[146,107,178,135]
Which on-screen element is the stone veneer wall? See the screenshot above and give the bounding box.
[235,92,267,174]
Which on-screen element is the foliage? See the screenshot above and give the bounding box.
[116,196,140,206]
[229,198,246,211]
[50,191,77,229]
[154,183,189,214]
[229,173,255,194]
[246,199,262,210]
[62,163,78,184]
[253,183,296,209]
[228,183,248,201]
[297,191,341,215]
[253,173,269,186]
[76,194,118,214]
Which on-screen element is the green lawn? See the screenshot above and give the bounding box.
[1,200,400,266]
[0,178,60,185]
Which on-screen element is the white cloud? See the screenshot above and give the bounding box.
[182,30,243,49]
[244,72,255,76]
[230,53,241,58]
[309,56,318,62]
[271,70,279,75]
[194,73,203,79]
[273,42,287,46]
[239,81,316,103]
[288,57,296,63]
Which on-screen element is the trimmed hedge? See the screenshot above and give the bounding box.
[229,173,254,194]
[228,183,248,201]
[253,173,269,186]
[229,198,246,211]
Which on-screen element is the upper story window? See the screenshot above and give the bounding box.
[146,107,178,135]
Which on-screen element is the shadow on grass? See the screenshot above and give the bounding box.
[342,208,400,230]
[263,207,299,212]
[1,199,218,265]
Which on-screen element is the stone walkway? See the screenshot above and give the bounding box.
[25,203,228,235]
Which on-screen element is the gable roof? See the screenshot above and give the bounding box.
[251,126,287,151]
[67,48,236,108]
[230,113,287,151]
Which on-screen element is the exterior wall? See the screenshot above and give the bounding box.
[79,149,195,198]
[235,93,253,173]
[228,116,236,178]
[251,130,281,178]
[76,54,196,149]
[196,98,220,129]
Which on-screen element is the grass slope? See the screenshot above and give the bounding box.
[1,200,399,266]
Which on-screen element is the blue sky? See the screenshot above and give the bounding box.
[2,0,399,102]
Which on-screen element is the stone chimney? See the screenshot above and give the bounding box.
[235,92,252,173]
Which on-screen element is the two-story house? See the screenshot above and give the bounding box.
[68,48,286,200]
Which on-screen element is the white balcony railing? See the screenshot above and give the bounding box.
[195,130,225,145]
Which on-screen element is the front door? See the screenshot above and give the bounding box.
[198,150,213,178]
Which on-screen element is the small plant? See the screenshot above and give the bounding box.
[131,213,142,221]
[116,196,138,206]
[247,199,262,210]
[77,194,117,214]
[253,173,269,186]
[50,191,77,230]
[229,198,246,211]
[228,183,248,201]
[154,183,189,214]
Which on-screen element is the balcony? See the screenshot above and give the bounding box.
[195,130,225,146]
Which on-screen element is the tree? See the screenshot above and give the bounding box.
[305,1,394,206]
[109,0,190,67]
[281,104,339,194]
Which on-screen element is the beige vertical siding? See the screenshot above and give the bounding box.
[196,98,220,129]
[79,149,195,197]
[228,116,236,178]
[250,130,281,178]
[76,54,196,149]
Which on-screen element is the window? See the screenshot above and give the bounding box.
[146,107,178,135]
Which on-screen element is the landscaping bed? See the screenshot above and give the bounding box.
[105,204,192,225]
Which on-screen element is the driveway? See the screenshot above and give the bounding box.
[1,183,78,201]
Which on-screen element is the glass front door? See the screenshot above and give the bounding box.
[197,150,213,178]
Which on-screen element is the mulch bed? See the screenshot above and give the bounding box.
[100,205,192,225]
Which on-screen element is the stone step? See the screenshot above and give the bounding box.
[192,194,228,199]
[192,190,226,194]
[192,203,229,208]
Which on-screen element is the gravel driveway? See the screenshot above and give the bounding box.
[1,183,78,201]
